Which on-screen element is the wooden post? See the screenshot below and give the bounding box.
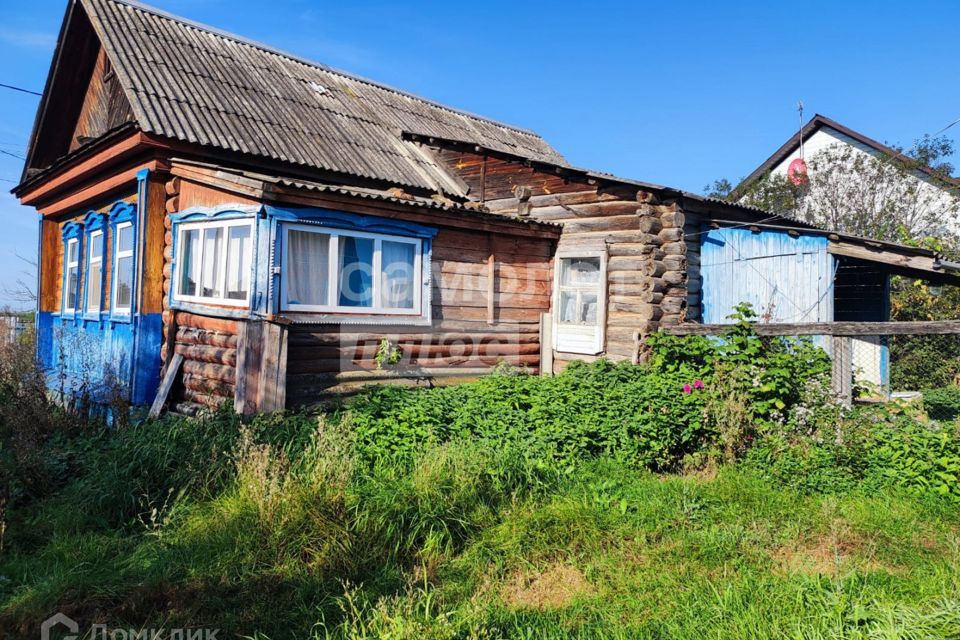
[236,320,288,415]
[257,322,288,412]
[235,320,263,416]
[539,312,553,376]
[487,235,496,325]
[831,336,853,408]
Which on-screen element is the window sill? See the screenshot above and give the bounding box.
[554,347,605,357]
[170,300,253,320]
[276,312,433,327]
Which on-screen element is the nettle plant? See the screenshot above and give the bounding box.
[647,303,832,431]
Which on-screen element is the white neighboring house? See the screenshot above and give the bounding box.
[736,114,960,236]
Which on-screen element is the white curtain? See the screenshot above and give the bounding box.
[287,230,329,305]
[225,226,251,300]
[201,227,223,298]
[380,240,415,309]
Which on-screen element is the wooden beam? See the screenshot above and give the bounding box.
[827,241,943,275]
[149,353,183,418]
[18,131,149,206]
[664,320,960,337]
[37,160,166,217]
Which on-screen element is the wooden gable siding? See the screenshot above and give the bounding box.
[435,149,587,201]
[69,47,134,154]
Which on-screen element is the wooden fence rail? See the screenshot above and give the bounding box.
[659,320,960,408]
[661,320,960,337]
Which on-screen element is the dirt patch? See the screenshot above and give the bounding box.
[502,564,595,611]
[772,524,888,576]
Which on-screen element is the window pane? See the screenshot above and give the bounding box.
[86,260,102,310]
[90,236,102,261]
[66,265,78,311]
[579,293,598,324]
[117,225,133,253]
[225,225,251,301]
[559,291,577,323]
[179,228,200,297]
[116,256,132,308]
[201,227,224,298]
[287,230,330,306]
[380,240,416,309]
[338,236,373,307]
[561,258,601,286]
[66,240,78,264]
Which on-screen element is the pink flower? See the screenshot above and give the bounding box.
[693,379,704,389]
[683,384,693,394]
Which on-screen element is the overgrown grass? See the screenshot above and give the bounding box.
[1,409,959,639]
[2,324,960,638]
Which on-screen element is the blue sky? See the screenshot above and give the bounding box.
[1,0,958,309]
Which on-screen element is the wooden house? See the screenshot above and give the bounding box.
[15,0,960,414]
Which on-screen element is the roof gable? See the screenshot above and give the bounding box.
[734,114,959,197]
[24,0,565,193]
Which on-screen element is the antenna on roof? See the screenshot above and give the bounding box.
[797,100,805,160]
[788,100,809,186]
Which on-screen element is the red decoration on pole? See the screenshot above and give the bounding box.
[787,157,808,185]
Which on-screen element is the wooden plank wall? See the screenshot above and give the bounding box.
[285,225,553,406]
[435,149,587,201]
[434,147,690,369]
[684,212,702,322]
[69,47,134,154]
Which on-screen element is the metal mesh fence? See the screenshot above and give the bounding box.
[838,334,960,422]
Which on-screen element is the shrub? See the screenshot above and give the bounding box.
[744,407,960,502]
[346,360,708,472]
[921,386,960,421]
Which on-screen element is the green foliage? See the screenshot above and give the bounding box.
[922,386,960,421]
[647,303,832,434]
[890,277,960,390]
[374,338,404,369]
[745,406,960,502]
[346,359,707,471]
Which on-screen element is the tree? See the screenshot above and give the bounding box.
[718,134,960,244]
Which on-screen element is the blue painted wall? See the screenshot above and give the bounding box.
[41,313,161,406]
[699,226,890,391]
[36,172,163,410]
[700,226,835,324]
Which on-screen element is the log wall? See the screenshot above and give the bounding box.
[171,311,239,410]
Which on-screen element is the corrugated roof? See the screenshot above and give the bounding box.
[79,0,565,192]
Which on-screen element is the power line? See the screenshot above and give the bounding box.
[0,82,41,97]
[0,149,24,161]
[933,116,960,137]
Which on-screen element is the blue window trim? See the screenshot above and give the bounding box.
[166,205,439,325]
[60,221,84,319]
[265,205,436,325]
[108,201,137,323]
[81,212,108,320]
[168,205,261,316]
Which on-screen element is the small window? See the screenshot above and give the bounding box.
[113,222,134,313]
[64,237,81,315]
[554,254,606,355]
[85,230,104,313]
[281,225,422,314]
[174,219,253,307]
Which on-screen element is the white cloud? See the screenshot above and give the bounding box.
[0,28,55,49]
